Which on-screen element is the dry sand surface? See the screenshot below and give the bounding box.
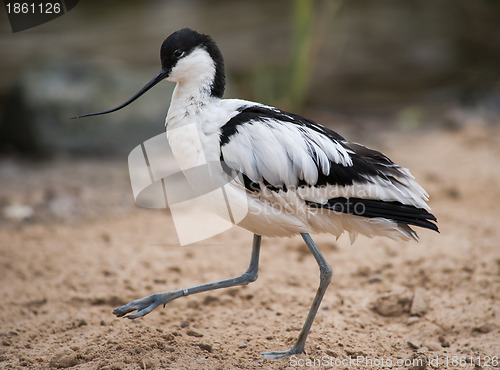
[0,125,499,369]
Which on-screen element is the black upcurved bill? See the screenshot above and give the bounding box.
[71,70,169,119]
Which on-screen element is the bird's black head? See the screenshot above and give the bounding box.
[160,28,225,97]
[72,28,225,119]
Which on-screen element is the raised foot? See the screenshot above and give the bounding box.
[260,347,305,360]
[113,291,181,319]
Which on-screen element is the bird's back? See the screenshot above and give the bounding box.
[215,101,437,241]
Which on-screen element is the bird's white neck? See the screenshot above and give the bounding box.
[164,47,229,169]
[166,47,217,109]
[165,76,221,171]
[170,82,211,111]
[166,82,218,131]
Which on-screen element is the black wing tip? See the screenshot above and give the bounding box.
[412,210,439,233]
[307,197,440,233]
[417,210,439,233]
[418,219,439,233]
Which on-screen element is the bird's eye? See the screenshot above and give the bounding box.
[174,49,184,58]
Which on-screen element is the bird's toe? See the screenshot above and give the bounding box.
[260,347,304,360]
[112,294,163,319]
[112,304,134,317]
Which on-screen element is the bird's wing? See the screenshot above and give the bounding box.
[220,105,351,186]
[219,104,437,232]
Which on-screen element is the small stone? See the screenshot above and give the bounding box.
[325,349,338,357]
[49,349,78,368]
[180,321,189,328]
[410,288,429,316]
[407,316,420,326]
[438,335,450,347]
[238,343,247,349]
[186,329,203,338]
[407,339,420,350]
[197,343,212,352]
[345,348,367,357]
[473,323,493,334]
[371,290,412,317]
[368,275,383,283]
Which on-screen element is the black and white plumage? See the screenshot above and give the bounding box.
[74,28,438,359]
[218,104,437,241]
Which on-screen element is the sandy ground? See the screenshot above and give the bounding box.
[0,125,499,369]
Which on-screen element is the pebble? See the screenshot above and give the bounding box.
[197,343,212,352]
[406,316,420,326]
[76,319,87,327]
[186,329,203,337]
[438,335,450,348]
[407,339,420,350]
[410,288,429,316]
[371,290,412,317]
[49,349,78,368]
[238,343,247,349]
[203,295,220,305]
[368,275,383,283]
[473,323,493,334]
[345,348,367,357]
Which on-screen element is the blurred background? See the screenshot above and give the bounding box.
[0,0,500,225]
[1,0,499,156]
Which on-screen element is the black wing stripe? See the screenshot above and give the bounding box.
[306,197,439,232]
[220,105,346,147]
[220,106,377,188]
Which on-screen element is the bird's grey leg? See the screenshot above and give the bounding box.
[113,234,261,319]
[261,233,332,359]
